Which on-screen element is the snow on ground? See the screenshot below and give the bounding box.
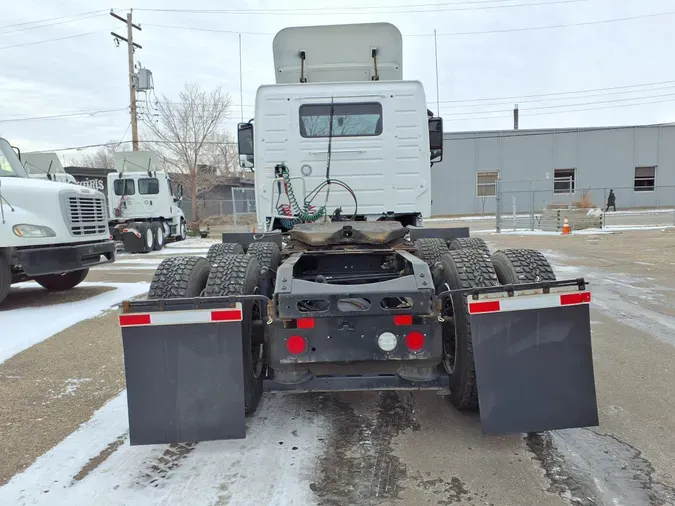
[0,282,149,364]
[0,391,328,506]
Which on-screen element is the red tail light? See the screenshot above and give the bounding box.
[297,318,315,329]
[393,314,413,326]
[286,335,307,355]
[405,331,425,352]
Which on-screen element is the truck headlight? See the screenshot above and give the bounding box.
[13,224,56,238]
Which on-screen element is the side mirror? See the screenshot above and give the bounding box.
[177,184,184,197]
[429,117,443,164]
[238,122,254,168]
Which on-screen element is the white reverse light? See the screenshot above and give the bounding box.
[377,331,398,352]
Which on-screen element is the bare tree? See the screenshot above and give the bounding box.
[69,143,119,169]
[143,82,232,221]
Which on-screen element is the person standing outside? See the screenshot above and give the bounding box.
[606,189,616,212]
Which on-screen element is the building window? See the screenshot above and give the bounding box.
[299,102,383,138]
[477,171,499,197]
[113,178,135,196]
[138,177,160,195]
[634,166,656,192]
[554,169,576,194]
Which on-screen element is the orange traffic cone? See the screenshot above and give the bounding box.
[562,217,571,235]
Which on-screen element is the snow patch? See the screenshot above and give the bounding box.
[586,208,603,218]
[0,392,329,506]
[50,378,92,399]
[0,282,149,364]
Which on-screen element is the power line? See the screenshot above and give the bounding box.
[0,9,107,30]
[442,97,675,121]
[430,79,675,104]
[136,0,585,16]
[441,91,675,116]
[136,0,580,13]
[0,31,100,50]
[0,108,128,124]
[147,10,675,39]
[425,11,675,36]
[38,122,675,153]
[0,12,107,36]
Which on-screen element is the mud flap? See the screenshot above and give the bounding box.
[470,298,598,435]
[121,309,246,445]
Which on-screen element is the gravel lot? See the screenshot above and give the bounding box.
[0,229,674,506]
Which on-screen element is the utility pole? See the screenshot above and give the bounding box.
[513,104,519,130]
[111,9,142,151]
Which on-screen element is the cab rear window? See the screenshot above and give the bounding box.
[139,177,160,195]
[113,179,135,195]
[299,102,382,138]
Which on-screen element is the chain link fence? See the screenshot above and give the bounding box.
[181,187,257,231]
[496,179,675,232]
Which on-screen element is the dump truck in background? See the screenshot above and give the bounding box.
[0,138,115,305]
[107,150,187,253]
[118,23,598,444]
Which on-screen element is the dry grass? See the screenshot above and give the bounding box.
[573,190,595,209]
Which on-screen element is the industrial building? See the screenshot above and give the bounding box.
[430,124,675,216]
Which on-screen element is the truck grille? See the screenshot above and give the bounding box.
[66,195,108,236]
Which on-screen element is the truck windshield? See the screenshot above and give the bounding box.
[0,138,29,178]
[299,102,382,138]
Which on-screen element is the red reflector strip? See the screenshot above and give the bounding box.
[393,314,413,326]
[468,300,501,314]
[119,313,151,327]
[297,318,315,329]
[119,304,243,327]
[560,292,591,306]
[211,309,243,322]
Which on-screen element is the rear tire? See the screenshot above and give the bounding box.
[246,242,281,297]
[175,219,187,242]
[0,256,12,305]
[152,222,165,251]
[414,238,448,266]
[206,243,244,264]
[137,223,154,253]
[438,249,499,410]
[148,256,211,299]
[449,237,490,255]
[204,254,263,415]
[491,249,556,285]
[34,269,89,292]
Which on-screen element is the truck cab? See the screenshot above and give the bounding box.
[107,151,187,253]
[237,23,443,231]
[0,138,115,305]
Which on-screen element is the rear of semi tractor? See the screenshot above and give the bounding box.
[117,23,598,445]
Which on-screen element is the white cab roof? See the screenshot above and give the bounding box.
[273,23,402,84]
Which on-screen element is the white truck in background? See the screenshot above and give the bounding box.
[21,152,77,184]
[0,137,115,305]
[107,150,187,253]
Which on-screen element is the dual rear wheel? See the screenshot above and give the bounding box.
[148,241,281,416]
[414,237,556,410]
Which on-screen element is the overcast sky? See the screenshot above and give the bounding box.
[1,0,674,162]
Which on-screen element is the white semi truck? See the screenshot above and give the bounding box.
[117,23,598,445]
[0,137,115,305]
[107,150,187,253]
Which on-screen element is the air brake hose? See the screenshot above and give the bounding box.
[276,163,326,223]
